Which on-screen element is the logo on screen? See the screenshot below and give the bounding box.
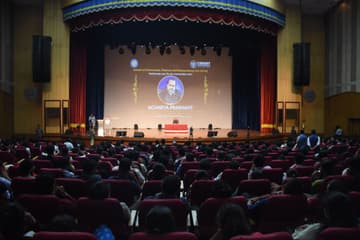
[157,76,184,105]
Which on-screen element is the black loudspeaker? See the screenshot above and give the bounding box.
[208,124,213,130]
[134,124,139,130]
[32,35,52,83]
[116,131,127,137]
[207,131,218,137]
[134,131,144,138]
[158,124,162,130]
[293,43,310,86]
[227,131,238,137]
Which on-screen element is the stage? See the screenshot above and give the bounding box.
[53,128,284,146]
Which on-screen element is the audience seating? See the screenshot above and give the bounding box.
[317,227,360,240]
[188,179,216,207]
[76,197,129,239]
[197,196,247,239]
[262,168,283,184]
[11,177,37,196]
[141,180,162,199]
[33,231,97,240]
[55,178,88,199]
[238,179,272,197]
[135,199,189,231]
[254,194,308,233]
[103,179,140,207]
[221,169,248,190]
[230,232,293,240]
[129,232,198,240]
[17,194,74,225]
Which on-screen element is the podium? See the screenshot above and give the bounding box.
[97,119,104,136]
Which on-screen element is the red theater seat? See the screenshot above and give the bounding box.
[129,232,197,240]
[317,227,360,240]
[33,232,97,240]
[230,232,293,240]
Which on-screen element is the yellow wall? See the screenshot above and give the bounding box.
[42,0,70,101]
[13,6,43,134]
[277,7,325,134]
[277,6,302,132]
[325,93,360,136]
[302,15,325,134]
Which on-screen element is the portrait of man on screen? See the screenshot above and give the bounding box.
[157,76,184,105]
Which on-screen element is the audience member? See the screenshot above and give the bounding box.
[210,203,251,240]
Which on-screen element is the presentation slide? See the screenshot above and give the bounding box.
[104,45,232,129]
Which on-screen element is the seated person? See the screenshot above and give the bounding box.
[292,191,358,240]
[210,203,252,240]
[145,206,175,234]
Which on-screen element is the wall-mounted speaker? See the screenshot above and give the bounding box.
[158,124,162,130]
[134,124,139,130]
[293,42,310,86]
[32,35,52,83]
[134,131,144,138]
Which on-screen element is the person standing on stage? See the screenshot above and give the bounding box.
[88,113,96,130]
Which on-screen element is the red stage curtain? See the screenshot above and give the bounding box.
[70,33,87,134]
[260,37,276,133]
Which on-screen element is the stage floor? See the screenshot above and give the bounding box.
[91,128,280,144]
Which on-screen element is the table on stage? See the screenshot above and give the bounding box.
[164,124,188,134]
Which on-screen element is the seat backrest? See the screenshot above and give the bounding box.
[142,180,162,199]
[32,160,54,173]
[16,194,68,225]
[183,169,200,192]
[198,196,247,239]
[262,168,284,184]
[211,161,231,177]
[33,231,97,240]
[230,231,293,240]
[221,169,248,190]
[129,232,197,240]
[11,177,37,197]
[137,199,188,231]
[268,160,292,171]
[103,179,140,206]
[188,179,216,207]
[55,178,88,199]
[39,168,65,178]
[256,194,308,233]
[76,197,127,238]
[317,227,360,240]
[0,150,16,164]
[238,179,271,197]
[294,166,314,177]
[179,162,201,178]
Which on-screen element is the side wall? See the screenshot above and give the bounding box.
[13,5,43,135]
[0,0,14,138]
[277,5,325,134]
